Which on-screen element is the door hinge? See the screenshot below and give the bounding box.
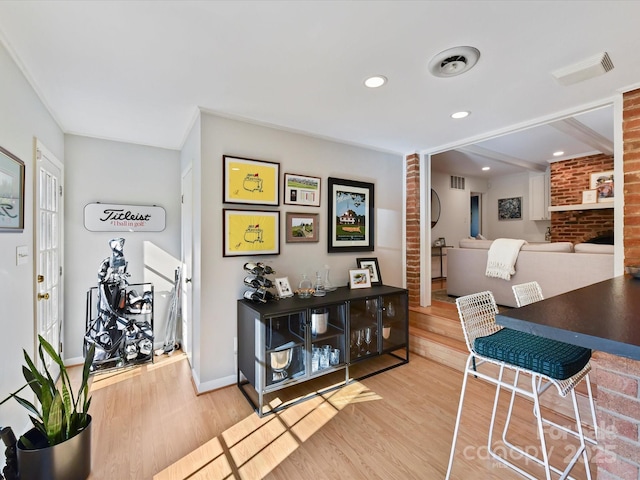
[59,266,63,276]
[181,194,184,204]
[36,148,42,160]
[59,185,63,197]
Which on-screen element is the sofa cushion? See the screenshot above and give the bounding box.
[459,238,494,249]
[574,243,614,254]
[521,242,573,253]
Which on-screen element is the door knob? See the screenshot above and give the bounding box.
[186,278,192,283]
[37,275,44,283]
[38,292,50,300]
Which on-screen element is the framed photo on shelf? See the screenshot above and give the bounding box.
[590,171,614,203]
[327,177,374,252]
[285,212,319,243]
[349,268,371,289]
[223,209,280,257]
[284,173,321,207]
[274,277,294,298]
[497,197,522,221]
[0,146,25,232]
[223,155,279,206]
[582,189,598,204]
[356,257,382,286]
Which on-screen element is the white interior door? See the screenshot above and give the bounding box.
[34,140,64,376]
[181,165,193,364]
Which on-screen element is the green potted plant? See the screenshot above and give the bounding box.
[1,335,95,480]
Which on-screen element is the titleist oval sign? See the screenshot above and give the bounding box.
[84,203,166,232]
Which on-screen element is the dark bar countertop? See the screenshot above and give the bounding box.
[495,275,640,360]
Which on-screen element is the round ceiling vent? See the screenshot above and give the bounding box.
[429,46,480,78]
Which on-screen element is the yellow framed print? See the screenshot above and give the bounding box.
[223,155,279,206]
[223,209,280,257]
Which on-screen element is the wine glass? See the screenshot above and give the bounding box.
[364,326,373,354]
[354,329,364,357]
[386,302,396,319]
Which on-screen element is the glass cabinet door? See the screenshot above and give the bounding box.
[380,293,408,353]
[309,303,346,375]
[348,297,379,361]
[264,312,305,388]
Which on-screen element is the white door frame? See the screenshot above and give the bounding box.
[181,163,193,364]
[34,138,64,374]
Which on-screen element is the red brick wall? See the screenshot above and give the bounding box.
[550,154,614,243]
[624,88,640,266]
[405,154,420,307]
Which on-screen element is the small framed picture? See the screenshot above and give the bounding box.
[356,257,382,286]
[275,277,294,298]
[590,171,614,203]
[284,173,321,207]
[349,268,371,289]
[582,189,597,204]
[285,212,319,243]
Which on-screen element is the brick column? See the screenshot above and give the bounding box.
[590,87,640,480]
[405,153,420,307]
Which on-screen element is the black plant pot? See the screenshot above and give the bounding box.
[16,416,91,480]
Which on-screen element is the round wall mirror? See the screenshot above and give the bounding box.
[431,189,441,228]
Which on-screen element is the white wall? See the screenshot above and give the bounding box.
[486,172,549,242]
[63,135,181,362]
[0,42,64,434]
[430,170,489,246]
[193,112,403,391]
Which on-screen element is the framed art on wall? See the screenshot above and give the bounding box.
[284,173,321,207]
[356,257,382,286]
[0,146,25,232]
[285,212,319,243]
[497,197,522,221]
[223,209,280,257]
[223,155,280,206]
[327,177,374,252]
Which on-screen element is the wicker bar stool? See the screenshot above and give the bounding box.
[445,290,595,480]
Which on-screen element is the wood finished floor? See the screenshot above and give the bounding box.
[75,346,596,480]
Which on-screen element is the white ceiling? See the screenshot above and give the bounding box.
[0,1,638,177]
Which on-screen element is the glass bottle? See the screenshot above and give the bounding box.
[323,264,336,292]
[298,274,312,298]
[313,271,325,296]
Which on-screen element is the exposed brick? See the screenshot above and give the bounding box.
[598,453,640,480]
[598,370,640,397]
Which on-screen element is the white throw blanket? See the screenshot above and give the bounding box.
[485,238,527,280]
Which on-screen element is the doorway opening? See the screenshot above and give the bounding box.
[470,192,481,238]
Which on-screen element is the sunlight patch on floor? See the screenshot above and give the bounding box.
[153,380,379,479]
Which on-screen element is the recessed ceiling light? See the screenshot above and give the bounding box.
[451,111,470,119]
[364,76,387,88]
[553,151,564,157]
[482,167,490,171]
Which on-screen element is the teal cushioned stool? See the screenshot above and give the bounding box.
[474,328,591,380]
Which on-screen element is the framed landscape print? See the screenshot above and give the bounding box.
[0,146,25,232]
[285,212,319,243]
[497,197,522,221]
[223,209,280,257]
[223,155,279,206]
[284,173,321,207]
[327,177,374,252]
[349,269,371,289]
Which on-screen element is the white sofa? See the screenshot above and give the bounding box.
[446,239,614,307]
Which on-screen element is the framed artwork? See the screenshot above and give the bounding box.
[285,212,319,243]
[223,209,280,257]
[590,171,614,203]
[349,268,371,289]
[284,173,321,207]
[582,190,597,204]
[497,197,522,221]
[327,177,374,252]
[0,146,25,232]
[275,277,294,298]
[223,155,279,206]
[356,257,382,286]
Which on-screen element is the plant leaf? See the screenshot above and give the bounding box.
[47,392,64,445]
